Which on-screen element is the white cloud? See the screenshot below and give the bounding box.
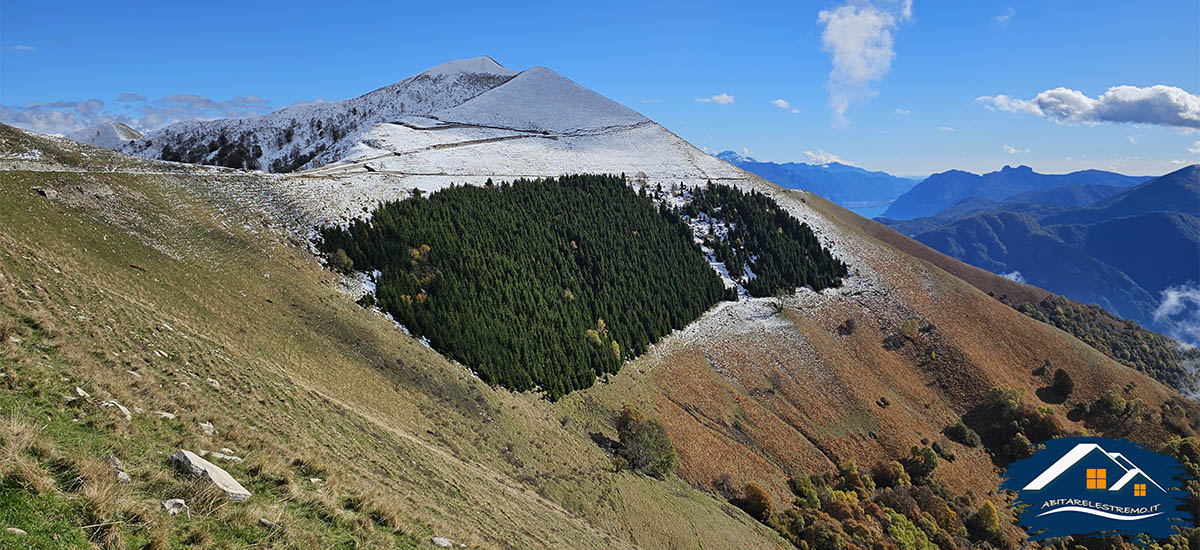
[696,93,734,105]
[0,93,276,134]
[8,44,36,52]
[1188,140,1200,155]
[742,147,754,157]
[976,85,1200,128]
[803,149,851,165]
[993,7,1014,29]
[771,99,791,109]
[1127,135,1137,144]
[894,108,911,115]
[640,98,661,104]
[817,1,909,124]
[939,126,956,132]
[791,108,802,114]
[1001,271,1025,284]
[1003,144,1029,154]
[1154,284,1200,347]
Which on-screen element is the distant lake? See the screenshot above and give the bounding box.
[849,204,889,219]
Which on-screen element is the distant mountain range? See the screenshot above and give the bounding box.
[882,165,1151,220]
[713,151,917,213]
[881,165,1200,344]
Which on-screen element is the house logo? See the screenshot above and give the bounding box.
[1001,437,1190,541]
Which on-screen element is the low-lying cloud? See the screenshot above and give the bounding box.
[804,149,850,165]
[1154,283,1200,348]
[0,93,276,135]
[976,85,1200,129]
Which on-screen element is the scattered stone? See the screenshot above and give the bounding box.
[103,455,124,472]
[168,449,252,502]
[210,452,243,464]
[258,518,280,532]
[31,186,57,199]
[75,387,90,398]
[127,370,141,378]
[162,498,190,518]
[432,536,453,548]
[155,349,168,358]
[220,447,234,454]
[4,527,26,536]
[199,421,215,436]
[309,477,323,484]
[102,400,132,422]
[133,406,144,414]
[206,378,220,389]
[117,471,131,483]
[6,336,19,345]
[153,411,176,420]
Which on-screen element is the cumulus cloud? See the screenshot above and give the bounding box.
[1188,140,1200,155]
[939,126,956,132]
[640,98,662,104]
[696,93,735,105]
[1154,284,1200,348]
[772,99,791,109]
[8,44,36,52]
[1003,144,1029,154]
[0,93,276,134]
[804,149,851,165]
[894,108,910,115]
[817,1,910,124]
[993,7,1014,29]
[976,85,1200,128]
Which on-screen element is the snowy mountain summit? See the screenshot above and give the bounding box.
[71,56,755,227]
[77,56,662,175]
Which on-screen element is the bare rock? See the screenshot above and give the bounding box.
[168,450,251,502]
[103,455,123,471]
[258,518,280,532]
[31,186,57,199]
[101,400,132,422]
[75,387,90,398]
[432,536,453,547]
[199,421,215,436]
[4,527,26,536]
[162,498,190,518]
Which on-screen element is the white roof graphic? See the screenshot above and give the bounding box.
[1021,443,1165,493]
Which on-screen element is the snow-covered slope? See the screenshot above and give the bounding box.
[67,122,142,150]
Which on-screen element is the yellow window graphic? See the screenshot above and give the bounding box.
[1135,484,1146,496]
[1086,468,1106,489]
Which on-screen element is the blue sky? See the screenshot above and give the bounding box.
[2,0,1197,176]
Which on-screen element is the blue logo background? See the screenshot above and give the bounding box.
[1001,437,1190,541]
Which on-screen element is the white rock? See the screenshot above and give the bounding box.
[168,450,251,502]
[75,387,90,398]
[102,400,132,422]
[206,378,220,388]
[432,536,453,547]
[4,527,26,536]
[117,471,131,483]
[154,411,176,420]
[103,455,123,471]
[309,477,323,484]
[199,421,215,435]
[211,452,243,463]
[127,370,141,378]
[162,498,190,518]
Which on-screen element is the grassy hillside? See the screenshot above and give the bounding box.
[0,125,786,549]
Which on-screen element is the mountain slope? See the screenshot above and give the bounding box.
[883,165,1150,220]
[18,56,1200,549]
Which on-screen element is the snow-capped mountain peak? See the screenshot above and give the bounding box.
[420,55,517,78]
